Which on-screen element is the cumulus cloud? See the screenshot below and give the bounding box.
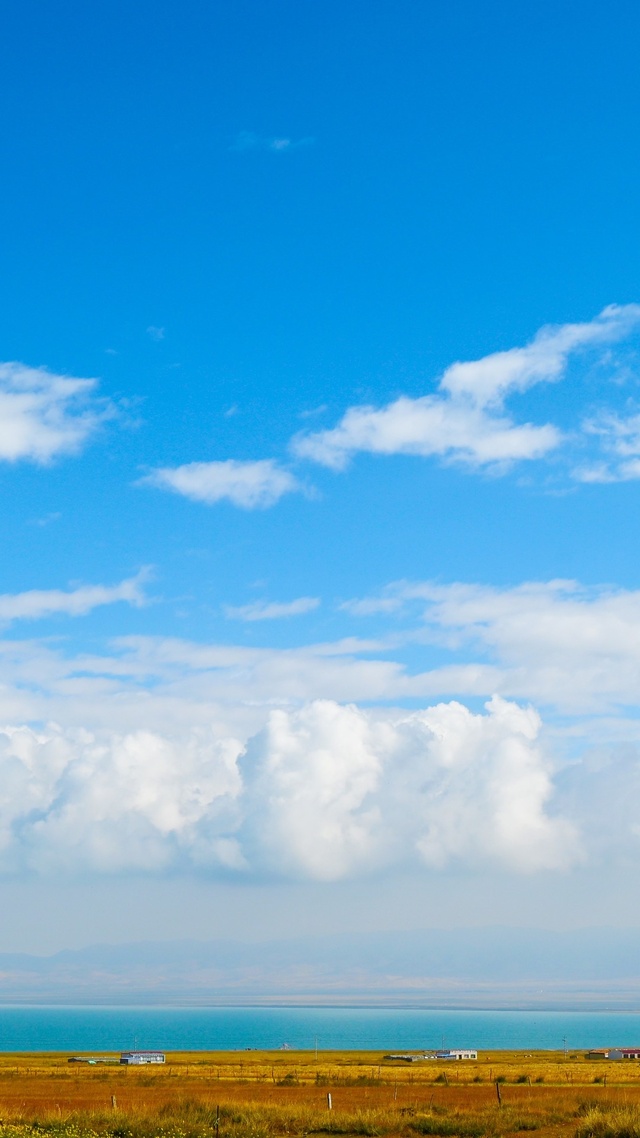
[240,697,578,880]
[0,362,112,463]
[224,597,320,621]
[293,305,640,471]
[140,459,302,509]
[0,724,243,874]
[0,571,148,626]
[0,697,578,878]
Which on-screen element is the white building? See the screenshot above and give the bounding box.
[120,1051,165,1065]
[436,1049,477,1060]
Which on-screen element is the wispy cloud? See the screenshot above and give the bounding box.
[0,570,149,626]
[342,576,640,715]
[231,131,314,153]
[293,305,640,473]
[224,596,320,622]
[140,458,303,509]
[141,307,640,503]
[0,362,114,464]
[574,409,640,482]
[146,326,165,341]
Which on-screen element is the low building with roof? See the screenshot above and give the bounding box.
[120,1051,165,1065]
[436,1049,477,1061]
[587,1047,640,1060]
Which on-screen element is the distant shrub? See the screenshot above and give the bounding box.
[276,1072,298,1086]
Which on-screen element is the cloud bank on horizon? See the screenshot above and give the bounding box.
[1,570,640,880]
[0,696,580,879]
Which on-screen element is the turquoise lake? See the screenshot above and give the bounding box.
[0,1007,639,1052]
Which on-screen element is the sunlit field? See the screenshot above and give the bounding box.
[1,1051,640,1138]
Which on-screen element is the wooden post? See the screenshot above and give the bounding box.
[327,1093,332,1111]
[495,1081,502,1106]
[111,1096,117,1110]
[215,1105,220,1138]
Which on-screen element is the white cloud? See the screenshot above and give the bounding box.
[0,723,243,874]
[0,696,578,878]
[224,596,320,621]
[296,398,561,470]
[140,459,302,509]
[146,326,165,341]
[240,697,578,880]
[0,362,112,464]
[293,305,640,471]
[9,571,640,733]
[574,410,640,482]
[0,572,149,625]
[438,305,640,407]
[5,569,640,879]
[344,578,640,715]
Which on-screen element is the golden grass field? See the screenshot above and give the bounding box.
[1,1050,640,1138]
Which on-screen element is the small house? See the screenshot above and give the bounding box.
[120,1051,165,1065]
[587,1048,640,1061]
[436,1049,477,1061]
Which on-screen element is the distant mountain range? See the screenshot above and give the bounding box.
[0,927,639,1007]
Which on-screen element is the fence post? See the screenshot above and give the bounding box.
[495,1081,502,1106]
[327,1093,332,1111]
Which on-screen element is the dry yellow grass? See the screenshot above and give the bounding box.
[0,1051,639,1138]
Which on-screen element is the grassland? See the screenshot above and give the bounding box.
[0,1050,639,1138]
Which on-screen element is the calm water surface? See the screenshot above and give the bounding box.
[0,1007,639,1052]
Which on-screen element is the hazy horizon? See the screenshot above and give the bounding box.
[1,927,640,1009]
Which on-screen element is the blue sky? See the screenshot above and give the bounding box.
[3,0,640,953]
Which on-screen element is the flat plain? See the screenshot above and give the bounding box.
[0,1051,639,1138]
